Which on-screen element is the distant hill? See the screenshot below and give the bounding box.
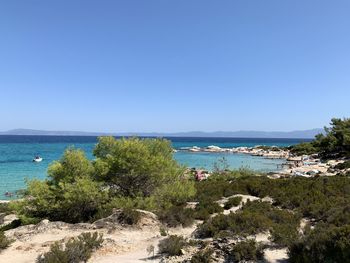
[0,128,324,139]
[0,129,110,136]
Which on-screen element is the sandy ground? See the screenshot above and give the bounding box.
[1,196,291,263]
[0,211,165,263]
[0,210,198,263]
[217,194,260,215]
[264,248,288,263]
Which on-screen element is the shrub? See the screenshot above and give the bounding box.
[118,208,141,225]
[270,224,299,247]
[196,213,231,238]
[224,196,242,209]
[0,219,21,232]
[154,180,196,208]
[97,196,157,220]
[158,235,186,256]
[334,160,350,170]
[289,142,318,156]
[197,200,300,240]
[146,244,155,257]
[36,232,103,263]
[193,208,211,221]
[0,231,12,251]
[290,118,350,158]
[230,240,264,262]
[196,200,224,214]
[14,150,109,223]
[289,224,350,263]
[158,205,194,227]
[268,208,300,246]
[15,137,196,224]
[190,248,214,263]
[93,137,189,198]
[0,203,10,214]
[0,216,41,232]
[160,226,168,236]
[289,225,350,263]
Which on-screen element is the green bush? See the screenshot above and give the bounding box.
[289,225,350,263]
[96,196,157,220]
[93,137,189,198]
[195,200,224,215]
[118,208,141,225]
[158,235,186,256]
[159,226,168,236]
[290,118,350,158]
[0,203,10,214]
[334,160,350,170]
[197,204,273,239]
[13,149,109,223]
[197,200,300,242]
[270,224,299,247]
[190,248,214,263]
[158,205,194,227]
[193,208,211,221]
[256,146,281,151]
[15,137,196,224]
[36,232,103,263]
[0,231,12,251]
[289,142,318,156]
[224,196,242,209]
[230,240,264,262]
[0,215,42,232]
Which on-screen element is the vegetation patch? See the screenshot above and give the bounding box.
[158,235,187,256]
[197,200,300,247]
[158,205,194,227]
[190,248,214,263]
[334,160,350,170]
[0,203,11,214]
[230,240,264,262]
[13,137,196,224]
[224,196,242,209]
[117,208,141,225]
[288,225,350,263]
[0,231,12,251]
[289,118,350,158]
[36,232,103,263]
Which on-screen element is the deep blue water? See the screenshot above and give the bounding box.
[0,136,310,199]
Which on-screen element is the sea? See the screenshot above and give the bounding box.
[0,136,311,200]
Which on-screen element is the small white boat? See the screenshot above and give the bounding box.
[33,156,43,162]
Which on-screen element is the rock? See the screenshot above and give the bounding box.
[1,214,18,226]
[261,196,274,204]
[93,209,159,229]
[40,219,50,225]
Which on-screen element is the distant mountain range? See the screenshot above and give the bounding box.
[0,128,324,139]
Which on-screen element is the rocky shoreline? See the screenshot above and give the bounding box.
[179,145,350,179]
[178,145,290,159]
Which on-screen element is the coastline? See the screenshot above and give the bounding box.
[178,145,289,159]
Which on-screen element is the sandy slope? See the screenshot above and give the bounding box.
[0,210,198,263]
[1,197,291,263]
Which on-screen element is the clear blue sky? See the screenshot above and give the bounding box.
[0,0,349,132]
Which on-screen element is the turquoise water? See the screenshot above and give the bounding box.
[0,136,309,199]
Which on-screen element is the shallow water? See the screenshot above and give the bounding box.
[0,136,310,199]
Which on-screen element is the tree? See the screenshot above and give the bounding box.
[290,118,350,158]
[14,137,195,223]
[93,137,188,198]
[14,149,107,223]
[48,148,94,185]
